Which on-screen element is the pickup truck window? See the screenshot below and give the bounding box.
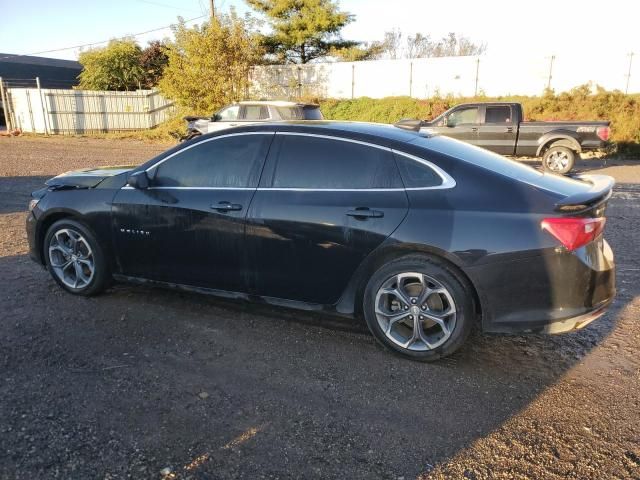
[448,107,478,126]
[485,106,512,124]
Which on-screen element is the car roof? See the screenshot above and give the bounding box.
[237,100,319,108]
[211,120,423,145]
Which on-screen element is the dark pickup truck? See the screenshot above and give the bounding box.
[401,102,610,174]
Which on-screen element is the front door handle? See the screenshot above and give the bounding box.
[471,127,478,132]
[211,201,243,212]
[346,208,384,219]
[505,127,514,133]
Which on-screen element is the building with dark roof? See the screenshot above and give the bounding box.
[0,53,81,89]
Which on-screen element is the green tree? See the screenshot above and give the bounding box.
[78,39,144,91]
[158,13,263,113]
[330,41,383,62]
[139,41,169,88]
[246,0,355,63]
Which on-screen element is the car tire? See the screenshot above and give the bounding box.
[44,219,110,296]
[362,254,475,362]
[541,145,576,174]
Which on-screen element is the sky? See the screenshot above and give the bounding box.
[0,0,638,61]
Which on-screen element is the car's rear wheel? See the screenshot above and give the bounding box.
[363,255,474,361]
[44,219,110,296]
[542,145,576,174]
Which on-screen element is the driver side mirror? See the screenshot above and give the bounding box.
[212,114,221,122]
[445,116,455,127]
[127,170,149,189]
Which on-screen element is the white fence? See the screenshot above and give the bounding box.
[250,52,639,99]
[2,87,175,134]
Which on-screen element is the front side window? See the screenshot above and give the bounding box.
[152,134,271,188]
[217,105,240,121]
[272,135,403,189]
[447,107,478,126]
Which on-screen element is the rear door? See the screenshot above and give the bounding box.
[244,132,409,305]
[112,132,274,292]
[475,104,517,155]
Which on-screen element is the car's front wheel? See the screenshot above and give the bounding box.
[363,255,475,361]
[44,219,110,296]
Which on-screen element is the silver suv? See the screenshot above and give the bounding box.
[183,101,323,141]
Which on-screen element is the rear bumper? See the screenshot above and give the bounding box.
[470,238,615,334]
[539,297,612,334]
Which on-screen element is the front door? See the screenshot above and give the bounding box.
[244,133,409,305]
[430,105,480,146]
[112,132,274,292]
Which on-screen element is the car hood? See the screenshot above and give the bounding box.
[45,165,135,189]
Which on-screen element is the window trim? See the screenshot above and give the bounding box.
[124,131,455,192]
[263,132,455,192]
[146,131,275,174]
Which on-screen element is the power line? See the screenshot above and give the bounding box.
[0,14,207,61]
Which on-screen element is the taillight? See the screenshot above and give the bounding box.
[541,217,606,251]
[596,126,610,141]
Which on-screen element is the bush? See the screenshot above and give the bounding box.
[319,85,640,156]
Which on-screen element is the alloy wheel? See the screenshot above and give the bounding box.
[546,150,570,172]
[48,228,95,290]
[374,272,457,351]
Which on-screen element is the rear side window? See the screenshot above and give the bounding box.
[153,134,271,188]
[277,107,303,120]
[485,106,512,123]
[272,135,402,189]
[394,154,442,188]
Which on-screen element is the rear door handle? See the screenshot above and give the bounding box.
[211,201,242,212]
[471,127,478,132]
[505,127,514,133]
[346,208,384,219]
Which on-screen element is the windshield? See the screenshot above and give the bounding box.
[410,135,590,196]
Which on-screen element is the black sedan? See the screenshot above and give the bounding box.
[26,122,616,361]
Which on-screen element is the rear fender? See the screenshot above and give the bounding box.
[335,242,485,321]
[536,131,582,156]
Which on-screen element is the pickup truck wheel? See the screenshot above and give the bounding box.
[542,146,576,174]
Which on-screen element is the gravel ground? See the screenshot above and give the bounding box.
[0,136,639,479]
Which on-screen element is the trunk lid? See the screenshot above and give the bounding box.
[554,174,615,213]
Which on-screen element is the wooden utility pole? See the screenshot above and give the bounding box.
[625,52,634,94]
[209,0,215,18]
